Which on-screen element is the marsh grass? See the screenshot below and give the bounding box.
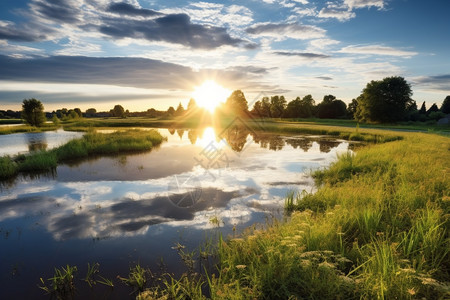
[137,131,449,299]
[0,129,165,179]
[39,265,78,300]
[0,123,58,135]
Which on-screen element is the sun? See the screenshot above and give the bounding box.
[192,80,231,113]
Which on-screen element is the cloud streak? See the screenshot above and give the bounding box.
[339,45,418,57]
[246,22,325,40]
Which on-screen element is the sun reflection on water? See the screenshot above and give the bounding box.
[196,126,226,149]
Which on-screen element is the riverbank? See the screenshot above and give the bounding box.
[138,130,449,299]
[0,129,165,180]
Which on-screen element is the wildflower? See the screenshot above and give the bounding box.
[236,265,246,269]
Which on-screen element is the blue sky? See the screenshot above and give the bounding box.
[0,0,449,112]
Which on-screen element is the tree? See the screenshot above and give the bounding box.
[74,108,82,118]
[86,108,97,117]
[21,98,46,127]
[113,104,125,118]
[427,103,439,115]
[441,96,450,114]
[347,98,359,119]
[356,76,413,123]
[187,98,197,111]
[317,95,347,119]
[175,102,185,116]
[261,97,271,117]
[225,90,248,115]
[167,106,175,116]
[270,95,287,118]
[285,97,313,118]
[419,101,427,114]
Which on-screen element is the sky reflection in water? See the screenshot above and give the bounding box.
[0,127,353,298]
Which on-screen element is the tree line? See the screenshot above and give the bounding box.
[7,76,450,127]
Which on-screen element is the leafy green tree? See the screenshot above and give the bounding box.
[261,97,271,117]
[225,90,248,115]
[21,98,46,127]
[74,108,82,118]
[85,108,97,117]
[285,97,313,118]
[317,95,347,119]
[347,98,359,119]
[270,95,287,118]
[441,96,450,114]
[356,76,413,122]
[113,104,125,118]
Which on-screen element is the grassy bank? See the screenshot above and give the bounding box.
[0,129,165,179]
[135,131,449,299]
[0,123,59,135]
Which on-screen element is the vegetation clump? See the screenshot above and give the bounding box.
[0,129,165,179]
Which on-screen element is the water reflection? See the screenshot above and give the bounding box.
[26,133,48,152]
[0,127,357,299]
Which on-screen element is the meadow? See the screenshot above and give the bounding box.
[135,129,449,299]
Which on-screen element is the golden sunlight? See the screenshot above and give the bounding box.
[191,80,231,113]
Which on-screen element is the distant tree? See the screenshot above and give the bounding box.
[147,108,157,117]
[21,98,46,127]
[441,96,450,114]
[270,95,287,118]
[317,95,347,119]
[74,108,82,118]
[347,98,359,119]
[261,97,271,117]
[167,106,175,116]
[113,104,125,118]
[251,100,263,116]
[427,103,439,115]
[175,102,185,116]
[85,108,97,117]
[52,114,60,125]
[69,110,78,119]
[419,101,427,114]
[225,90,248,115]
[285,97,313,118]
[187,98,197,111]
[356,76,413,122]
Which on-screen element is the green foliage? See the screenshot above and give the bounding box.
[112,104,125,118]
[39,265,78,300]
[225,90,248,115]
[118,264,148,293]
[0,129,165,179]
[317,95,347,119]
[21,98,46,127]
[0,156,18,179]
[356,76,413,123]
[441,95,450,114]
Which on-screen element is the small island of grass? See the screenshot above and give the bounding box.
[0,129,165,180]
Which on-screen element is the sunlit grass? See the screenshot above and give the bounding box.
[0,129,166,179]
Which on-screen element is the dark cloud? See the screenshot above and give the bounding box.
[273,51,330,59]
[227,66,271,75]
[413,74,450,92]
[107,2,162,17]
[30,0,81,24]
[0,22,54,42]
[0,55,264,93]
[0,55,196,89]
[316,76,333,80]
[99,13,251,49]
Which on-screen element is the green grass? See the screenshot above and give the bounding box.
[135,131,449,299]
[0,129,165,179]
[0,123,59,135]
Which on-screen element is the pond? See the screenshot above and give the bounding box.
[0,126,354,299]
[0,129,84,156]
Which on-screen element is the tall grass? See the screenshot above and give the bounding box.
[0,129,165,179]
[136,131,449,299]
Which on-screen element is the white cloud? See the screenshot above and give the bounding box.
[246,22,326,40]
[344,0,384,9]
[318,3,355,21]
[309,38,340,50]
[339,45,418,57]
[293,7,317,16]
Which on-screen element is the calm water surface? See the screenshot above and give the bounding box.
[0,127,354,299]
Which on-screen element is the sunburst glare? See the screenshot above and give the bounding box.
[192,80,231,113]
